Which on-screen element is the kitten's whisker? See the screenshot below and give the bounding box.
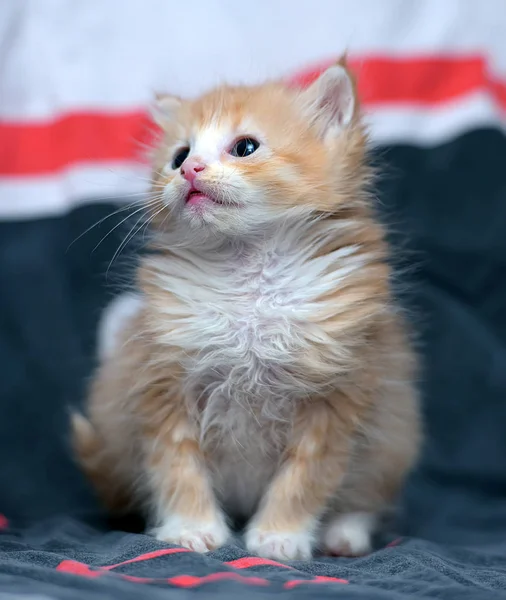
[91,204,156,255]
[106,204,163,277]
[66,198,161,252]
[141,205,167,244]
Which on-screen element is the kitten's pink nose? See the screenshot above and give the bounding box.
[181,159,206,183]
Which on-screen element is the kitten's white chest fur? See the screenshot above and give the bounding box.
[145,226,363,518]
[154,243,310,516]
[191,249,309,517]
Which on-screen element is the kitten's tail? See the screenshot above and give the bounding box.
[71,412,131,514]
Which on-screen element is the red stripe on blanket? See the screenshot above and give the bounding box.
[56,559,269,587]
[226,555,348,585]
[284,575,348,588]
[3,55,503,177]
[57,560,102,578]
[168,572,269,587]
[226,556,291,569]
[57,553,349,587]
[101,547,190,570]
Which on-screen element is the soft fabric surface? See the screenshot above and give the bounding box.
[0,519,505,599]
[1,1,506,597]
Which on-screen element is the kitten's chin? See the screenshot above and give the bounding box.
[180,203,245,238]
[185,195,228,214]
[164,194,281,243]
[186,191,226,207]
[179,210,273,246]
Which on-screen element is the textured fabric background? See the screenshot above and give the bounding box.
[0,1,505,597]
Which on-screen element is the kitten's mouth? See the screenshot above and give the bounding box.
[186,187,224,207]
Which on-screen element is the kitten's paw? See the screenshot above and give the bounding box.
[151,515,229,553]
[245,527,313,561]
[322,512,375,557]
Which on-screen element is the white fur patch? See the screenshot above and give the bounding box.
[146,219,371,520]
[190,123,231,165]
[245,526,314,561]
[151,513,230,553]
[97,292,143,360]
[322,512,375,556]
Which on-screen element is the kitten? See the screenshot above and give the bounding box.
[72,59,421,561]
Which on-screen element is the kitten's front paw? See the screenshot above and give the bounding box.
[245,527,313,561]
[151,515,230,553]
[322,512,374,557]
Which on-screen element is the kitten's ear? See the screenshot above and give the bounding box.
[301,62,357,139]
[150,93,182,126]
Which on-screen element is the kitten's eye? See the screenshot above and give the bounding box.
[172,147,190,170]
[229,137,260,158]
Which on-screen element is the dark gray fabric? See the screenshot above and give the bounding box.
[0,129,505,596]
[0,519,504,598]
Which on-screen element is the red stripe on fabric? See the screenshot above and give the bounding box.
[284,575,348,589]
[225,556,292,570]
[56,559,269,587]
[56,558,348,588]
[102,547,190,570]
[4,55,503,177]
[288,56,506,109]
[225,556,348,586]
[168,572,269,587]
[0,111,155,176]
[56,560,102,578]
[0,515,8,529]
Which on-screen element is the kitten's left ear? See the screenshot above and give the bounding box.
[301,63,357,139]
[150,93,182,126]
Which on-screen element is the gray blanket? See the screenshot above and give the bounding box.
[0,519,505,599]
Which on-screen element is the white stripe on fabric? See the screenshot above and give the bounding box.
[0,164,150,220]
[368,90,506,147]
[0,0,506,121]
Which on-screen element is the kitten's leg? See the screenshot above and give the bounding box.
[71,412,134,514]
[144,409,230,553]
[245,399,357,561]
[322,383,420,556]
[322,512,376,557]
[322,378,420,556]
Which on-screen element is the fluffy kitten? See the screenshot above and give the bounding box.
[72,59,421,561]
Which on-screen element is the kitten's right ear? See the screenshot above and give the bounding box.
[301,63,357,140]
[150,93,182,126]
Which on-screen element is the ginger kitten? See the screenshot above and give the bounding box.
[72,60,421,561]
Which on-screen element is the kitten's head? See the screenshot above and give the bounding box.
[150,60,368,242]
